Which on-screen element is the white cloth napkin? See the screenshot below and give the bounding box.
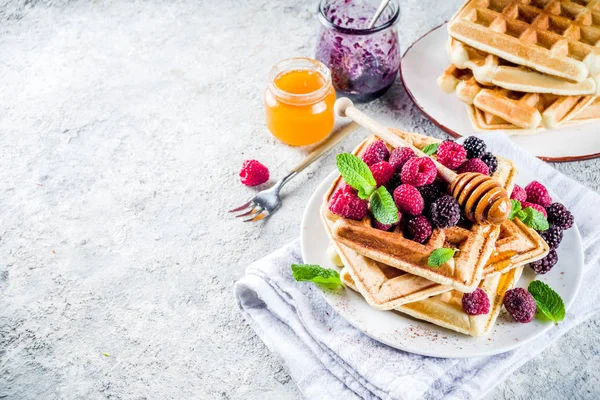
[234,132,600,400]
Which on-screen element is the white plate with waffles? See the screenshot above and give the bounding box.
[300,169,583,358]
[401,23,600,162]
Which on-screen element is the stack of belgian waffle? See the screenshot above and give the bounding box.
[437,0,600,134]
[321,130,551,336]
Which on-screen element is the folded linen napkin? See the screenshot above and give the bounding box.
[234,132,600,400]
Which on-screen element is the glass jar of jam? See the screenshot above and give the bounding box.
[315,0,400,102]
[265,57,336,146]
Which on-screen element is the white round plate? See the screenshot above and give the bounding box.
[300,170,583,358]
[401,23,600,162]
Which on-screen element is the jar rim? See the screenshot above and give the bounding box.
[317,0,400,35]
[267,57,332,105]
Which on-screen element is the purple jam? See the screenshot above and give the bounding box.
[315,0,400,102]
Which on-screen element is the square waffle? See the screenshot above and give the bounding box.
[340,265,524,336]
[322,129,518,293]
[438,64,595,129]
[467,96,600,132]
[448,0,600,83]
[447,37,599,95]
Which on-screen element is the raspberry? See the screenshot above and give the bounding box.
[530,249,558,274]
[401,157,437,187]
[369,161,394,187]
[456,158,490,175]
[393,184,424,216]
[239,160,270,186]
[461,288,490,315]
[406,215,433,243]
[510,184,527,202]
[429,195,461,228]
[525,181,552,207]
[503,288,537,323]
[481,152,498,175]
[389,147,415,172]
[540,225,563,250]
[373,211,402,231]
[418,184,442,207]
[436,141,467,170]
[522,201,548,218]
[546,203,574,230]
[329,187,368,220]
[463,136,487,159]
[362,140,389,166]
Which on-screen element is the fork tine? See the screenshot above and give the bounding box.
[235,205,261,218]
[229,200,253,213]
[243,210,268,223]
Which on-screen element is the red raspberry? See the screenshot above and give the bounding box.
[406,215,432,243]
[456,158,489,175]
[369,161,394,187]
[522,201,548,218]
[393,184,424,216]
[510,184,527,202]
[372,211,402,231]
[436,141,467,170]
[361,140,389,166]
[400,157,437,187]
[239,160,270,186]
[461,288,490,315]
[525,181,552,207]
[329,187,368,220]
[388,147,415,172]
[503,288,536,323]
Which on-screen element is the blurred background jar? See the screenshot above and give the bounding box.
[315,0,400,102]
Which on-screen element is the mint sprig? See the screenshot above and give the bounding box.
[508,199,522,220]
[336,153,376,200]
[428,248,458,268]
[528,280,565,325]
[369,186,399,225]
[291,264,342,289]
[422,142,440,156]
[335,153,399,225]
[509,200,549,231]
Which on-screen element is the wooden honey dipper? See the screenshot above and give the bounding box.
[334,98,511,225]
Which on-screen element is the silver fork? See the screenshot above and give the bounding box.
[230,122,360,222]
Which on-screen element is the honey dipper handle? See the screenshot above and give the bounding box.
[334,98,457,182]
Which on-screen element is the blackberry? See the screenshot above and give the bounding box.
[530,249,558,274]
[463,136,487,159]
[462,288,490,315]
[540,225,563,250]
[546,203,574,230]
[480,152,498,175]
[429,195,461,228]
[406,215,432,243]
[386,172,402,193]
[503,288,536,323]
[418,184,441,207]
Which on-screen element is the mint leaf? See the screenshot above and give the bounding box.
[519,207,550,231]
[369,186,399,225]
[427,248,458,268]
[291,264,342,289]
[509,200,522,220]
[336,153,377,200]
[528,280,565,325]
[422,142,440,156]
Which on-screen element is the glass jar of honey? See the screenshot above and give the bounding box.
[265,57,336,146]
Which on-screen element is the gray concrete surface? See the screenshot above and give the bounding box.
[0,0,598,399]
